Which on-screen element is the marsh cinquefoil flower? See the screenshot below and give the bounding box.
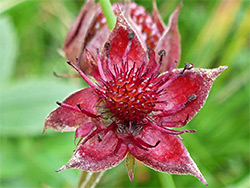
[44,1,227,185]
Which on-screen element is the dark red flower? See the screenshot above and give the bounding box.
[44,1,228,185]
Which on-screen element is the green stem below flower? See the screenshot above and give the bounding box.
[78,171,104,188]
[99,0,116,31]
[158,173,176,188]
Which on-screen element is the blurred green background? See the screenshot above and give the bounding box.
[0,0,249,187]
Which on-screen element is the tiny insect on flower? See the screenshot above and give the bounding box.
[44,0,227,185]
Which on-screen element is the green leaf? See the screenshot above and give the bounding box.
[0,79,80,137]
[0,16,18,82]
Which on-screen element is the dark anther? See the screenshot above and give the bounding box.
[53,71,59,77]
[113,139,123,156]
[188,94,197,101]
[154,140,161,147]
[180,62,193,74]
[184,62,193,70]
[105,43,111,58]
[185,94,197,105]
[158,49,166,56]
[75,57,80,69]
[67,61,72,66]
[76,103,82,110]
[97,135,102,142]
[53,71,72,78]
[56,101,62,106]
[128,30,135,40]
[158,49,166,61]
[105,43,111,50]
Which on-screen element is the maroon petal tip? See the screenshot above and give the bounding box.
[56,165,67,173]
[155,3,182,72]
[152,0,166,33]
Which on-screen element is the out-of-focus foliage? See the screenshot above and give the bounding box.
[0,0,249,187]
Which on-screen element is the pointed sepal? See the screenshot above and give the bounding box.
[57,131,128,172]
[44,88,99,132]
[152,0,166,33]
[125,152,136,181]
[155,66,228,127]
[64,0,97,68]
[128,126,207,185]
[155,3,182,72]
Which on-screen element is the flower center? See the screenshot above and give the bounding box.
[103,67,158,122]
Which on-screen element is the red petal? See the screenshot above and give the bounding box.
[85,25,110,59]
[100,8,146,73]
[152,0,166,33]
[57,131,128,172]
[155,66,228,127]
[64,0,97,68]
[44,88,99,132]
[128,126,207,185]
[155,3,181,72]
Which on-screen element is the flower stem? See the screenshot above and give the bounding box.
[99,0,116,31]
[77,171,88,188]
[78,171,104,188]
[158,173,176,188]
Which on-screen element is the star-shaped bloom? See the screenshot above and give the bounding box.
[44,1,227,185]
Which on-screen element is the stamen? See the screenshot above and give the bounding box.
[105,42,111,57]
[106,69,116,80]
[158,49,166,62]
[129,121,132,132]
[81,127,103,145]
[150,50,165,77]
[53,71,75,78]
[76,56,81,69]
[161,115,189,127]
[149,121,196,135]
[122,31,134,67]
[143,46,149,64]
[180,62,193,74]
[157,95,197,117]
[113,138,123,156]
[135,138,161,148]
[161,60,177,82]
[105,43,112,72]
[77,104,101,119]
[129,135,149,151]
[96,48,107,81]
[67,59,96,88]
[113,64,119,76]
[126,62,136,79]
[158,62,193,91]
[56,102,81,112]
[186,94,197,105]
[99,122,117,139]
